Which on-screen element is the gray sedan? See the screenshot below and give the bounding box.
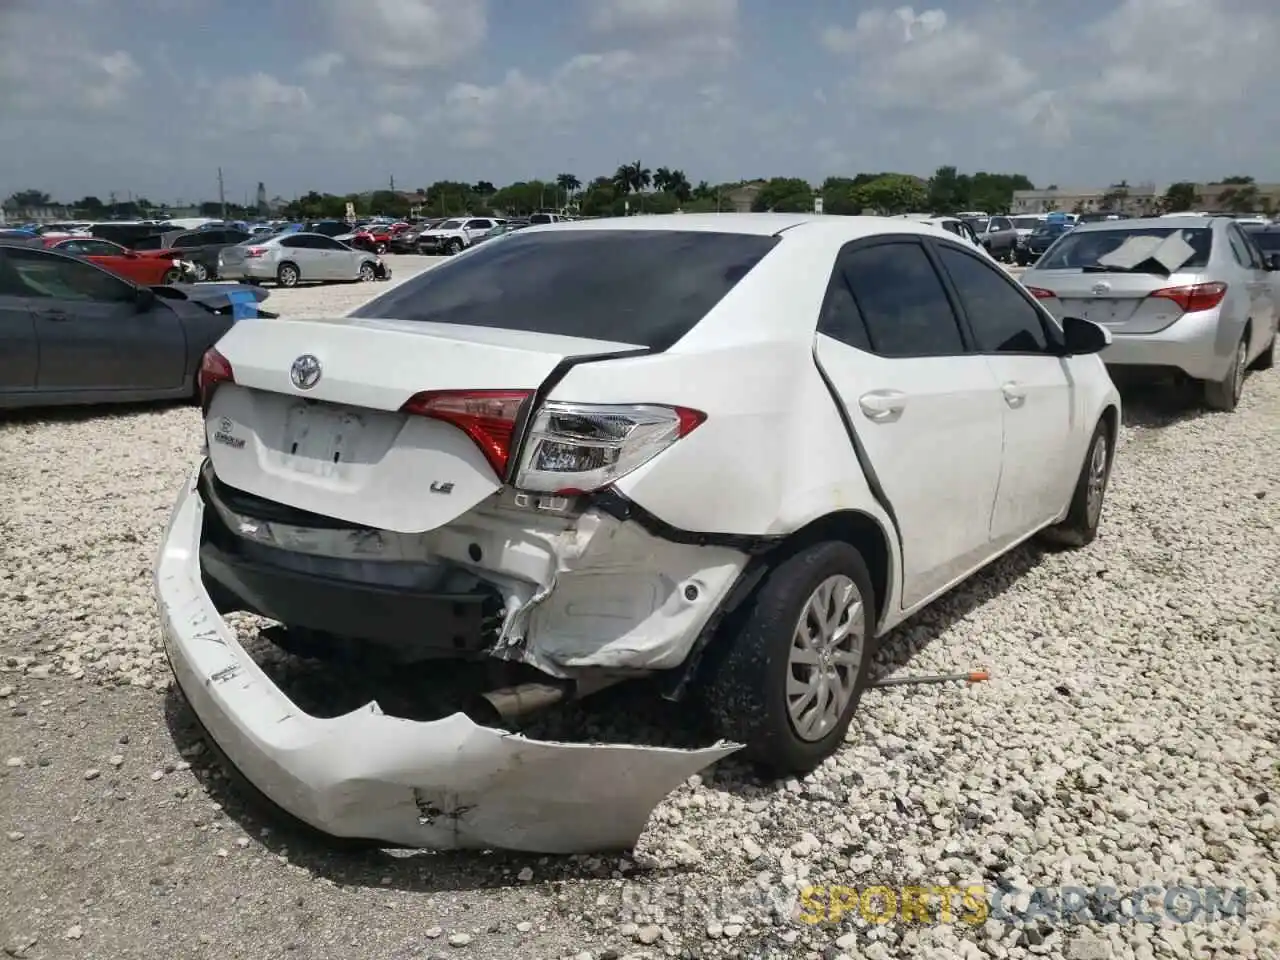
[217,232,383,287]
[0,241,270,409]
[1020,216,1278,411]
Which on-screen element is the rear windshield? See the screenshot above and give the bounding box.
[349,229,779,351]
[1037,226,1212,272]
[1011,217,1041,230]
[1247,229,1280,253]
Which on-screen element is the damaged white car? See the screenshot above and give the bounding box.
[155,213,1121,852]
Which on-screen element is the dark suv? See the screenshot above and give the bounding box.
[135,228,251,281]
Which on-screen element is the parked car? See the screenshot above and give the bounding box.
[35,236,193,285]
[89,222,170,250]
[417,217,503,255]
[304,220,353,239]
[216,232,389,287]
[1010,215,1045,260]
[1021,216,1277,410]
[1243,223,1280,262]
[387,221,441,253]
[0,241,271,408]
[964,215,1018,261]
[134,228,252,282]
[472,222,529,245]
[914,216,990,257]
[528,213,570,225]
[1018,221,1075,265]
[158,213,1121,851]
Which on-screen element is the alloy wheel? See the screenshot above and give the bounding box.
[786,575,865,742]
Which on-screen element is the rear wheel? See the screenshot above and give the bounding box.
[1203,336,1248,411]
[161,268,182,284]
[358,262,376,282]
[446,238,463,255]
[1040,419,1111,549]
[701,541,875,775]
[277,262,300,288]
[190,262,209,282]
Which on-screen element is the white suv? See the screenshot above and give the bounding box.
[417,216,503,255]
[157,214,1120,849]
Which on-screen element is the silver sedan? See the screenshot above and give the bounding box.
[1020,216,1278,411]
[217,232,383,287]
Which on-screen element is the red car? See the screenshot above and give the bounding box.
[37,236,187,285]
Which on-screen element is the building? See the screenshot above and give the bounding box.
[1013,182,1280,216]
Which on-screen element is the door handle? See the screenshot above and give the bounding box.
[38,310,69,322]
[858,390,907,421]
[1001,381,1027,408]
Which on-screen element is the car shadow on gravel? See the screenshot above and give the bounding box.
[160,541,1047,891]
[1115,377,1215,429]
[0,398,192,424]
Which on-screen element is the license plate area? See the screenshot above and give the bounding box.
[1061,298,1124,325]
[281,401,366,479]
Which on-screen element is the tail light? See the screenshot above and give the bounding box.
[1025,286,1056,300]
[244,247,267,258]
[401,390,532,478]
[514,402,706,495]
[1149,282,1227,313]
[198,347,235,413]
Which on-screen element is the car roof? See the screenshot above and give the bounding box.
[523,212,960,241]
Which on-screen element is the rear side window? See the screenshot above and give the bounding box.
[350,229,779,351]
[838,242,966,358]
[172,233,203,249]
[1037,227,1212,271]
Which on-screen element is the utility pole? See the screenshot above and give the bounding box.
[217,167,226,220]
[389,174,395,192]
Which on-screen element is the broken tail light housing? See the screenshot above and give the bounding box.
[198,347,235,413]
[244,247,267,258]
[401,389,533,478]
[514,402,706,495]
[1149,282,1227,313]
[1025,286,1056,300]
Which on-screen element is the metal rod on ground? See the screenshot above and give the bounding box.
[869,670,990,688]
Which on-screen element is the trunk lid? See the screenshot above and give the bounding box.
[206,316,642,533]
[1025,269,1209,334]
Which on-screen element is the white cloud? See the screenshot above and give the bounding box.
[824,6,1035,111]
[586,0,738,37]
[210,72,312,128]
[300,52,344,79]
[318,0,486,72]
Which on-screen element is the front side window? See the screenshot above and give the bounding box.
[2,248,135,302]
[350,229,778,352]
[937,244,1049,354]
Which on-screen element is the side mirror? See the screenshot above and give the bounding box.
[1061,315,1111,355]
[1266,252,1280,271]
[135,286,157,312]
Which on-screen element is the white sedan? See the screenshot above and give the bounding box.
[155,214,1120,851]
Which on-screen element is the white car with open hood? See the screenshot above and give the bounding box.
[155,214,1121,852]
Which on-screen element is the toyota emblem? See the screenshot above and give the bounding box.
[290,354,322,390]
[1090,281,1111,295]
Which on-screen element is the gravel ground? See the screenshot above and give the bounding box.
[1,262,1277,960]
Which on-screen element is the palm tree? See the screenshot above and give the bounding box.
[613,161,651,195]
[653,167,673,193]
[666,168,692,202]
[555,173,580,209]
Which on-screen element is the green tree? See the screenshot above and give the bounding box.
[555,172,581,208]
[1161,182,1199,213]
[472,181,496,196]
[1218,183,1260,213]
[751,177,813,212]
[5,189,52,209]
[927,166,970,215]
[424,180,476,216]
[1219,175,1254,185]
[850,174,928,215]
[820,177,861,215]
[76,196,105,214]
[612,162,651,195]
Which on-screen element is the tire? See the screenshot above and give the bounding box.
[1039,419,1111,549]
[1202,335,1248,411]
[277,262,300,288]
[190,262,209,282]
[446,238,463,255]
[162,268,182,284]
[358,261,376,282]
[1249,332,1275,371]
[701,541,876,775]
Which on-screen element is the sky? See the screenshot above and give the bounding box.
[2,0,1279,205]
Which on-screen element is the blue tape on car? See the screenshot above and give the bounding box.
[227,289,259,321]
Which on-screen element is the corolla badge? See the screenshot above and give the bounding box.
[290,354,322,390]
[1091,281,1111,295]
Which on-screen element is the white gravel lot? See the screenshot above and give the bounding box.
[0,256,1277,960]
